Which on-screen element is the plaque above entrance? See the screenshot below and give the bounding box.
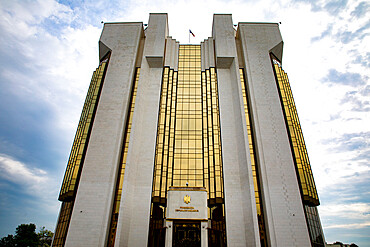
[166,187,207,220]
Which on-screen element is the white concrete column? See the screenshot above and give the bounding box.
[114,13,168,247]
[165,221,173,247]
[164,37,179,69]
[201,221,208,247]
[237,22,311,246]
[212,14,261,247]
[64,22,143,247]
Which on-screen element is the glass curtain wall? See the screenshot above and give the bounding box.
[272,57,324,247]
[148,45,226,247]
[53,59,109,247]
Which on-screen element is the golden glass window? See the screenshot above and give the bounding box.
[272,58,319,206]
[59,61,107,201]
[52,201,73,247]
[149,45,226,246]
[151,46,224,204]
[54,58,109,246]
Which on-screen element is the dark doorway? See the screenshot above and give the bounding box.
[173,221,201,247]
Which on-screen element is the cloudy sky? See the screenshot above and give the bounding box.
[0,0,369,245]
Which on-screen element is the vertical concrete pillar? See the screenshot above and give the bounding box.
[237,23,311,246]
[212,14,261,247]
[114,13,168,247]
[165,221,173,247]
[201,221,208,247]
[64,22,143,247]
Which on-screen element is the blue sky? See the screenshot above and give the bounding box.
[0,0,369,245]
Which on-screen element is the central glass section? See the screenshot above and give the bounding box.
[148,45,226,247]
[173,45,203,188]
[151,45,224,203]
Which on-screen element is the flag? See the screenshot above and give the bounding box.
[189,29,195,37]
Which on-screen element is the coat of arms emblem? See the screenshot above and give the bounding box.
[184,195,191,204]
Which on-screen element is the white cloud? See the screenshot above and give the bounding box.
[320,203,370,220]
[0,154,48,192]
[0,0,101,140]
[0,0,72,40]
[325,222,370,229]
[0,154,60,215]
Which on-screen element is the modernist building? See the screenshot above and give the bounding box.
[52,13,325,247]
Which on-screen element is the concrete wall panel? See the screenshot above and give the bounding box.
[65,22,143,247]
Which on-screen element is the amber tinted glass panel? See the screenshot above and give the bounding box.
[59,61,107,201]
[239,69,267,247]
[52,201,73,247]
[107,68,140,247]
[53,60,108,247]
[151,45,224,204]
[272,59,319,206]
[202,68,224,204]
[150,45,226,247]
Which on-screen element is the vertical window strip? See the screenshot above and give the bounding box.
[272,60,319,206]
[272,59,324,247]
[304,205,325,247]
[206,69,215,200]
[201,71,209,195]
[59,62,107,201]
[239,68,268,247]
[53,60,108,247]
[107,68,140,247]
[152,67,170,202]
[211,68,224,201]
[52,201,73,247]
[167,71,177,191]
[161,69,174,199]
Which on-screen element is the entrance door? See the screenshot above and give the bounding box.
[173,221,201,247]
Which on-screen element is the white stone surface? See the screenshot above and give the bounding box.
[64,22,143,247]
[114,13,168,247]
[166,187,207,220]
[145,13,168,68]
[213,14,261,247]
[207,37,215,68]
[201,221,208,247]
[238,22,311,246]
[165,220,173,247]
[164,38,179,69]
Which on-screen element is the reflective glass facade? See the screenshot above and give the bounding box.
[148,45,226,246]
[151,45,224,202]
[272,58,324,246]
[52,202,73,246]
[54,59,108,246]
[59,61,108,201]
[305,205,325,247]
[272,59,319,207]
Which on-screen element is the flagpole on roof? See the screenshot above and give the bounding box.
[189,29,195,44]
